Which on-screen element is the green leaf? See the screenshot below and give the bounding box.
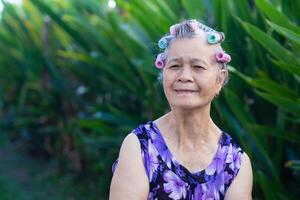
[224,88,254,124]
[79,119,113,135]
[267,20,300,46]
[255,0,300,34]
[224,88,280,184]
[255,90,300,117]
[30,0,90,50]
[229,65,300,100]
[269,58,300,77]
[248,124,300,144]
[229,0,253,23]
[235,17,298,65]
[285,160,300,170]
[181,0,205,18]
[249,78,299,100]
[255,171,278,200]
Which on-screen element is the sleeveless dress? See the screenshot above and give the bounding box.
[112,121,243,200]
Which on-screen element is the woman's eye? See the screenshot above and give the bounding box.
[170,65,180,68]
[193,65,205,69]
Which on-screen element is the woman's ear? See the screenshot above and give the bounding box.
[216,68,227,93]
[220,68,228,85]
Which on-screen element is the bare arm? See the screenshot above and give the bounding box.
[224,152,253,200]
[109,133,149,200]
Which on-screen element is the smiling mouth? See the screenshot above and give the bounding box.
[174,90,198,94]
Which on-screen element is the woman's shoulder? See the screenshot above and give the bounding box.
[221,131,244,151]
[111,120,154,174]
[109,133,149,199]
[130,121,151,135]
[129,120,159,143]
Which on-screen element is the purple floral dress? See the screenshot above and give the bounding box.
[112,121,243,200]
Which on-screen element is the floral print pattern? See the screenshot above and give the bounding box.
[112,121,243,200]
[163,170,188,200]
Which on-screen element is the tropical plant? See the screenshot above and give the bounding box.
[0,0,299,199]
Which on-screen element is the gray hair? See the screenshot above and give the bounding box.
[157,19,229,88]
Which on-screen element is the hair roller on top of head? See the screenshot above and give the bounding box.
[154,19,229,69]
[169,24,178,36]
[198,22,215,33]
[188,20,199,32]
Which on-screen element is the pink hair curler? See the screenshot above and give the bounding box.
[216,52,231,63]
[189,21,199,32]
[155,53,165,69]
[170,24,177,36]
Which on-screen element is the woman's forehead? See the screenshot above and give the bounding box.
[167,57,208,65]
[166,40,218,64]
[166,36,220,64]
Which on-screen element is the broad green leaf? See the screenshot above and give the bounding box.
[255,171,280,200]
[250,78,299,100]
[229,65,299,100]
[255,0,300,34]
[181,0,205,19]
[30,0,90,50]
[224,88,254,124]
[152,0,177,23]
[255,90,300,117]
[248,124,300,144]
[228,0,253,23]
[267,20,300,46]
[235,17,298,65]
[224,88,280,182]
[269,58,300,77]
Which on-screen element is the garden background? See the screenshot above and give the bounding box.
[0,0,299,199]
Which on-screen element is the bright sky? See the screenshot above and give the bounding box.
[0,0,23,13]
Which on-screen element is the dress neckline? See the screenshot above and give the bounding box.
[150,120,225,177]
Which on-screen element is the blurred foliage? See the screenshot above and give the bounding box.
[0,0,299,199]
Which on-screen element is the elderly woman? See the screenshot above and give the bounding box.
[109,19,253,200]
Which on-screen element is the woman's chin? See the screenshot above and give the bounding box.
[170,101,207,110]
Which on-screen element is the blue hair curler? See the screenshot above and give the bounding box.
[207,32,224,44]
[158,35,174,49]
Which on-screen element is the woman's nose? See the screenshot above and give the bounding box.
[177,66,193,82]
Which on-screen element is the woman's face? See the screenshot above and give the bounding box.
[162,34,226,110]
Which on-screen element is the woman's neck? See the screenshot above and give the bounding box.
[157,106,221,151]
